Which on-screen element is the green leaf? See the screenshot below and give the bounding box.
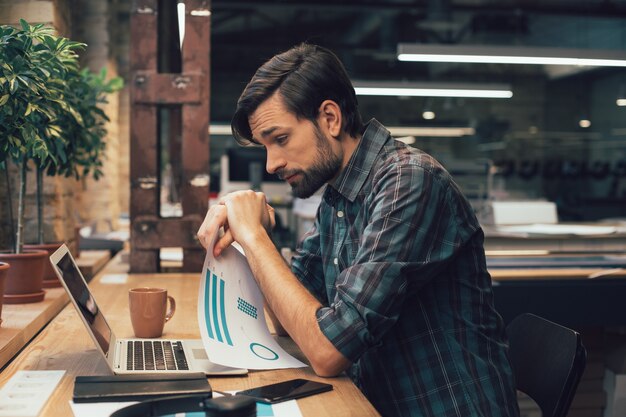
[107,77,124,92]
[19,19,29,32]
[0,94,8,106]
[57,145,66,163]
[68,106,84,125]
[47,124,62,138]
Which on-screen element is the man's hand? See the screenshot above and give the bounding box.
[197,203,230,257]
[196,190,275,257]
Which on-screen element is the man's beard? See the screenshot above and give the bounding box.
[277,126,342,199]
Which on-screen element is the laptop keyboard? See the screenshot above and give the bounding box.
[127,340,189,371]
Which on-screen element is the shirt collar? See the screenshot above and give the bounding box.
[330,119,390,202]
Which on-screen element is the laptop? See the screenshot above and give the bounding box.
[50,244,247,376]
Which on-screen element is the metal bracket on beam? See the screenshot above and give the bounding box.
[132,216,204,249]
[133,72,204,104]
[134,176,158,190]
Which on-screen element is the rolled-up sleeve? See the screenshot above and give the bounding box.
[291,217,327,304]
[315,160,477,362]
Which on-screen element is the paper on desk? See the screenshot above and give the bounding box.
[198,238,306,370]
[69,393,303,417]
[0,370,65,417]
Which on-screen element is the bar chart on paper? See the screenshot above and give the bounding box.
[198,244,306,370]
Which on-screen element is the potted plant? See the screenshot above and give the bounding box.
[0,19,84,302]
[25,65,122,288]
[0,262,8,325]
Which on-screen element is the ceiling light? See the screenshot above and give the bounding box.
[397,44,626,67]
[353,81,512,99]
[177,1,185,50]
[388,126,475,137]
[210,124,232,135]
[422,110,436,120]
[578,119,591,129]
[210,124,474,138]
[617,85,626,106]
[422,98,435,120]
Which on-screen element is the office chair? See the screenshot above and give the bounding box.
[506,313,587,417]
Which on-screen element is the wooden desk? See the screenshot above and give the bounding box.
[0,288,68,370]
[0,249,114,370]
[0,254,379,417]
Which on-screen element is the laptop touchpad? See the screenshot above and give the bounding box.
[193,349,209,360]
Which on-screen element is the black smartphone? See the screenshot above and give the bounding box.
[235,378,333,404]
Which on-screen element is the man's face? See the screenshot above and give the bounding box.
[248,93,343,198]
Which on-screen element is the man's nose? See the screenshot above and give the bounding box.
[266,151,286,174]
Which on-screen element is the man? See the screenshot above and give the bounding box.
[197,43,519,417]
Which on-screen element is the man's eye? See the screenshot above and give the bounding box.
[275,135,288,145]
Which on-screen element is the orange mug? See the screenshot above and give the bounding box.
[128,287,176,338]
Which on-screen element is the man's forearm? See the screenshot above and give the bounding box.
[239,230,351,376]
[264,301,288,336]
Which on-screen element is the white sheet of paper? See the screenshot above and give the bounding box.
[69,393,304,417]
[198,239,306,370]
[0,370,65,417]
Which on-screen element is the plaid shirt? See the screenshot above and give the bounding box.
[291,119,519,417]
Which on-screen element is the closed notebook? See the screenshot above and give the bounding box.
[73,372,212,403]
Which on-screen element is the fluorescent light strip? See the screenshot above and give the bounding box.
[397,44,626,67]
[209,124,474,138]
[177,2,185,50]
[388,126,475,137]
[210,124,232,135]
[354,86,512,98]
[398,54,626,67]
[486,250,551,256]
[617,98,626,106]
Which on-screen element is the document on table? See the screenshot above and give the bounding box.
[198,236,306,370]
[69,395,303,417]
[0,370,65,417]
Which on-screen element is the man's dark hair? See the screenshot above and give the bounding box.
[231,43,364,145]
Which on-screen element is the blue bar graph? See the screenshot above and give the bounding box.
[204,269,233,346]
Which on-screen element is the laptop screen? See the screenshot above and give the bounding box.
[54,252,112,354]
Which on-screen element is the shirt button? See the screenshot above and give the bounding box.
[337,210,344,218]
[333,258,338,265]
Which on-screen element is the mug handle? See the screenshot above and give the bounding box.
[165,295,176,322]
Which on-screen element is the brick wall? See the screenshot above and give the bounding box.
[72,0,123,233]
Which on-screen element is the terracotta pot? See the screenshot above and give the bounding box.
[0,262,8,326]
[24,242,63,288]
[0,250,47,304]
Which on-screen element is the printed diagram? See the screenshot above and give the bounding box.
[204,268,278,360]
[199,245,306,369]
[249,342,279,361]
[237,297,258,319]
[203,269,233,346]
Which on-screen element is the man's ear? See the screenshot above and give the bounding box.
[318,100,342,138]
